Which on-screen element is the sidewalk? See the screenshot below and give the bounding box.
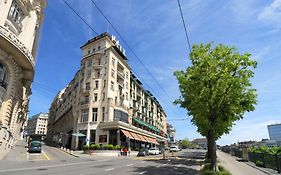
[3,140,28,161]
[217,151,266,175]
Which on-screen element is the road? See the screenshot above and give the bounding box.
[0,145,205,175]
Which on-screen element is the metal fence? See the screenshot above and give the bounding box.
[248,152,281,173]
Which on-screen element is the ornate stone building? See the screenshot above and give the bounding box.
[47,33,168,150]
[0,0,46,159]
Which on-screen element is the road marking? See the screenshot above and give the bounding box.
[42,151,50,160]
[139,171,147,174]
[126,164,134,166]
[105,168,115,171]
[0,161,106,173]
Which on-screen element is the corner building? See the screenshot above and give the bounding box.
[47,33,168,150]
[0,0,46,158]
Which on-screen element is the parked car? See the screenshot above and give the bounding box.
[28,141,42,153]
[148,147,160,155]
[169,145,180,152]
[137,148,149,157]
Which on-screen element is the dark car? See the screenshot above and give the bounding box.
[137,148,149,157]
[28,141,42,153]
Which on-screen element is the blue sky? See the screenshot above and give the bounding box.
[30,0,281,145]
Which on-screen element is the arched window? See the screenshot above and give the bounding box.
[0,63,8,89]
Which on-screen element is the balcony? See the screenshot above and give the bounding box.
[0,80,7,90]
[0,25,34,78]
[117,70,125,79]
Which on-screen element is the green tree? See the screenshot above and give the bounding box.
[174,43,257,170]
[179,138,190,149]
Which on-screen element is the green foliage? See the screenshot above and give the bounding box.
[114,145,121,150]
[105,144,114,150]
[174,43,257,139]
[255,160,265,167]
[248,146,281,155]
[83,145,89,150]
[200,164,231,175]
[89,144,100,150]
[179,138,197,149]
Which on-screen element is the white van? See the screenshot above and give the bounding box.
[169,145,180,152]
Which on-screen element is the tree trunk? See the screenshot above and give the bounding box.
[208,129,217,171]
[206,133,211,161]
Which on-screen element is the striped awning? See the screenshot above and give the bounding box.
[121,129,134,140]
[129,132,142,142]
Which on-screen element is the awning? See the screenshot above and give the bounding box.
[72,132,86,137]
[137,134,148,143]
[144,136,159,145]
[129,132,142,142]
[121,129,134,140]
[133,118,160,132]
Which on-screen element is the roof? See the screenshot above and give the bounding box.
[192,138,207,143]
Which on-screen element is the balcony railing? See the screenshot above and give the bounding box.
[0,25,34,65]
[0,80,7,89]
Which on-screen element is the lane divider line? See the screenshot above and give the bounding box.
[139,171,147,174]
[126,164,134,166]
[42,151,50,160]
[105,168,115,171]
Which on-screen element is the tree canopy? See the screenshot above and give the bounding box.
[174,43,257,170]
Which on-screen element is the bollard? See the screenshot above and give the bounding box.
[162,151,166,160]
[172,151,174,157]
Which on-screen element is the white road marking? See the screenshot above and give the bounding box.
[105,168,115,171]
[126,164,134,166]
[0,159,109,173]
[139,171,147,174]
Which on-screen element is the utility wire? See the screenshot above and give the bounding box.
[62,0,98,35]
[89,0,186,119]
[177,0,192,53]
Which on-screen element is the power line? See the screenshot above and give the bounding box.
[89,0,186,119]
[62,0,98,35]
[177,0,192,53]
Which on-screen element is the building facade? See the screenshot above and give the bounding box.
[268,123,281,141]
[166,123,176,145]
[47,33,168,150]
[26,113,48,135]
[191,138,207,149]
[0,0,46,159]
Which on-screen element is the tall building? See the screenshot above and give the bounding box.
[26,113,48,135]
[268,123,281,141]
[166,123,176,145]
[47,33,168,150]
[0,0,46,159]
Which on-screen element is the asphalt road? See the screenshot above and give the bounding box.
[1,143,206,175]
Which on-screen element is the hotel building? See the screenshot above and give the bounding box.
[47,33,168,150]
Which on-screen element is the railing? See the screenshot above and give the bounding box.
[0,80,7,89]
[248,152,281,172]
[0,25,34,65]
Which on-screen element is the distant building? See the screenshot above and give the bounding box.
[26,113,48,135]
[0,0,46,159]
[192,138,207,149]
[237,140,257,148]
[166,123,176,145]
[268,123,281,141]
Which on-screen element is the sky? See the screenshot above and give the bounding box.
[29,0,281,145]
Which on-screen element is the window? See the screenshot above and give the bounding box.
[112,58,115,66]
[88,50,90,54]
[126,72,128,79]
[87,70,91,78]
[92,108,98,122]
[97,71,100,78]
[95,80,99,89]
[8,0,24,27]
[80,109,89,123]
[102,92,105,101]
[88,60,92,66]
[0,63,8,89]
[126,82,128,89]
[111,69,115,78]
[99,135,107,142]
[102,107,105,121]
[126,92,128,100]
[93,48,95,52]
[93,93,98,102]
[103,80,106,88]
[98,46,101,50]
[113,109,128,123]
[81,96,89,105]
[86,82,90,90]
[110,81,114,91]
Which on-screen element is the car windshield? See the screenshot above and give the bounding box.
[31,142,41,147]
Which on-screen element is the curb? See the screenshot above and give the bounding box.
[244,162,278,175]
[57,147,80,158]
